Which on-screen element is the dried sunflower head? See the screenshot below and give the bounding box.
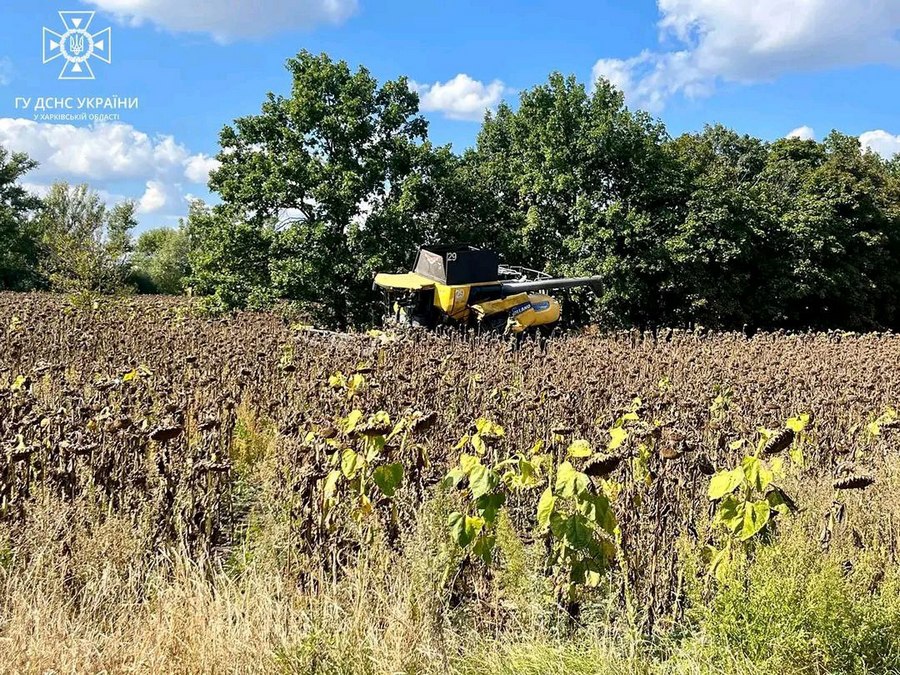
[149,426,183,442]
[763,428,794,456]
[833,474,875,490]
[583,452,623,477]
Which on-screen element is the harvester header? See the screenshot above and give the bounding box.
[373,244,600,334]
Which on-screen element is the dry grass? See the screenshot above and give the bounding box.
[4,477,898,675]
[0,492,456,674]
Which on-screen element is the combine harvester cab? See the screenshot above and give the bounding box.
[373,244,600,335]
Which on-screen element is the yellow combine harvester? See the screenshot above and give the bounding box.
[373,244,601,335]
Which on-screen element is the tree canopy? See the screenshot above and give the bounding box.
[194,51,483,325]
[36,183,137,295]
[0,148,42,291]
[3,50,900,331]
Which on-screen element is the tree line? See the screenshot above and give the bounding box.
[0,159,190,299]
[3,50,900,330]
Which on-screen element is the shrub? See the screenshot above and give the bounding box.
[685,519,900,674]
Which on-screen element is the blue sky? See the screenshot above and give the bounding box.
[1,0,900,230]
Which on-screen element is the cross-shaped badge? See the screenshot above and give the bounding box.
[42,11,112,80]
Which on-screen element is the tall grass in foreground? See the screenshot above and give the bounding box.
[2,482,899,675]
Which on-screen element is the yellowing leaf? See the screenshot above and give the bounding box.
[460,453,480,474]
[442,467,466,489]
[739,500,771,541]
[372,463,403,497]
[537,488,556,529]
[741,456,773,491]
[342,410,363,433]
[600,479,622,502]
[373,411,391,424]
[607,427,628,451]
[468,464,497,499]
[567,439,592,458]
[323,469,341,501]
[770,456,785,478]
[512,458,540,489]
[786,413,810,433]
[714,494,744,533]
[453,434,470,451]
[346,374,365,398]
[556,461,589,498]
[341,449,360,478]
[475,418,504,439]
[357,493,374,517]
[708,544,732,582]
[585,569,602,587]
[708,467,745,500]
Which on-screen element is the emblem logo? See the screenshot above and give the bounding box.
[43,11,112,80]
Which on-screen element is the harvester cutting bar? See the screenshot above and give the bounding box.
[500,276,602,294]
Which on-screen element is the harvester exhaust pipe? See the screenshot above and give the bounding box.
[499,275,603,295]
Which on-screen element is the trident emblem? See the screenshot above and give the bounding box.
[68,34,85,57]
[42,11,112,80]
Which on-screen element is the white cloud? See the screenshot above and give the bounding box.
[593,50,712,112]
[0,118,214,184]
[592,57,638,100]
[860,130,900,159]
[184,154,221,184]
[0,58,11,86]
[786,126,816,141]
[85,0,357,41]
[593,0,900,112]
[138,180,171,213]
[0,118,215,220]
[412,74,507,121]
[19,182,52,198]
[21,181,129,208]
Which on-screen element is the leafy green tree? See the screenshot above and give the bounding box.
[36,182,137,294]
[663,128,900,330]
[187,201,275,311]
[0,147,42,290]
[206,50,422,323]
[664,126,782,327]
[130,223,191,294]
[193,52,900,331]
[467,75,682,326]
[204,50,481,326]
[775,132,900,329]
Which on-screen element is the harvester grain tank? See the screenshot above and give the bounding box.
[373,244,601,334]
